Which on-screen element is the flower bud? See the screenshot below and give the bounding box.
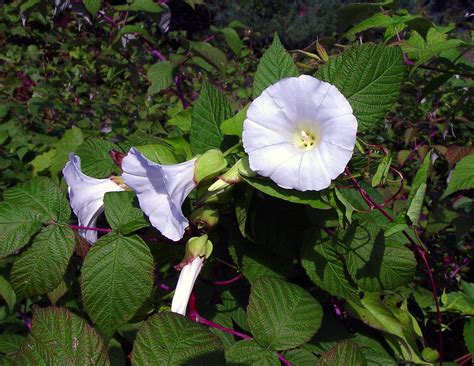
[189,206,219,230]
[194,149,227,184]
[208,156,255,192]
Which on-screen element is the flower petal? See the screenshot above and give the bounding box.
[171,256,204,315]
[63,154,124,243]
[317,141,353,179]
[243,75,357,191]
[121,148,197,241]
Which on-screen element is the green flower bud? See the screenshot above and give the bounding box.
[184,234,213,263]
[190,206,219,230]
[208,156,255,192]
[194,149,227,184]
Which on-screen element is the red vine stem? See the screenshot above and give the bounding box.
[344,168,444,365]
[69,225,112,233]
[188,293,292,365]
[210,273,243,286]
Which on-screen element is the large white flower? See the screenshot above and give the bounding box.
[243,75,357,191]
[63,154,125,243]
[121,148,197,242]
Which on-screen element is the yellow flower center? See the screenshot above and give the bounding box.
[294,127,320,150]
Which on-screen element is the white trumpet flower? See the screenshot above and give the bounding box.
[171,256,204,315]
[243,75,357,191]
[63,154,125,243]
[121,148,197,242]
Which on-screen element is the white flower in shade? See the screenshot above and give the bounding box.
[170,235,212,316]
[171,256,204,315]
[63,154,125,243]
[121,148,197,242]
[243,75,358,191]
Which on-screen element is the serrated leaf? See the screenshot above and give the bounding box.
[0,202,43,258]
[285,348,317,365]
[253,33,298,98]
[316,44,403,131]
[147,61,173,95]
[131,312,224,365]
[242,176,330,209]
[0,276,16,313]
[190,81,233,154]
[83,0,101,16]
[76,139,120,178]
[222,27,242,57]
[16,307,109,365]
[81,233,154,340]
[0,334,25,354]
[4,177,71,223]
[316,340,367,366]
[345,13,393,37]
[344,215,416,292]
[11,225,75,299]
[301,231,360,303]
[220,103,249,136]
[247,277,323,350]
[225,340,279,365]
[228,241,288,284]
[464,318,474,355]
[104,191,148,234]
[442,154,474,198]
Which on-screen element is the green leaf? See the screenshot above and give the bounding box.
[50,127,84,178]
[346,294,424,363]
[247,277,323,350]
[253,33,299,98]
[117,25,154,44]
[242,176,330,209]
[190,81,233,154]
[115,0,162,12]
[0,276,16,312]
[81,233,154,340]
[131,312,224,365]
[228,242,288,284]
[83,0,101,17]
[372,155,392,187]
[190,42,227,73]
[225,340,279,365]
[301,231,360,303]
[147,61,173,95]
[345,13,393,37]
[11,225,75,299]
[284,348,317,365]
[407,151,431,224]
[30,149,56,176]
[135,143,178,164]
[220,103,249,136]
[0,202,43,258]
[222,27,242,57]
[442,154,474,198]
[344,215,416,292]
[3,177,70,223]
[464,318,474,355]
[316,340,367,366]
[104,191,148,235]
[316,44,403,131]
[76,139,120,178]
[0,334,25,354]
[16,307,110,365]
